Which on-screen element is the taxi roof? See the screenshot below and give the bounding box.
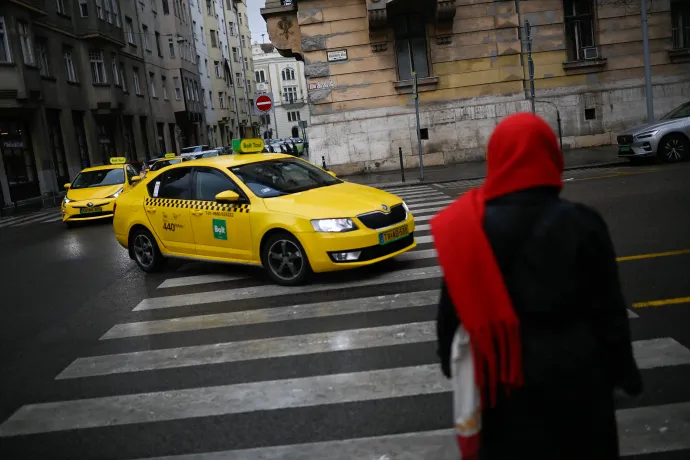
[167,153,292,169]
[153,156,182,162]
[80,164,125,173]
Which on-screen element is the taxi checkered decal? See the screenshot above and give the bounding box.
[145,198,250,213]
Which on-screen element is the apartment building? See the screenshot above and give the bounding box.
[0,0,199,208]
[223,0,258,138]
[262,0,690,176]
[253,43,310,140]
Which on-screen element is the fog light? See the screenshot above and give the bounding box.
[643,142,652,151]
[332,251,362,262]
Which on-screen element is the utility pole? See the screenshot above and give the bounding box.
[641,0,654,122]
[413,72,424,181]
[525,19,536,114]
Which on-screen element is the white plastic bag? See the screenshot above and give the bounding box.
[452,325,482,460]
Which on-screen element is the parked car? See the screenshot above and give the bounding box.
[617,101,690,163]
[181,145,211,155]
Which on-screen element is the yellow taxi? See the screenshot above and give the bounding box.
[141,153,184,178]
[113,153,416,285]
[62,157,142,227]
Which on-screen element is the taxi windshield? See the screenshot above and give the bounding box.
[71,168,125,189]
[231,159,340,198]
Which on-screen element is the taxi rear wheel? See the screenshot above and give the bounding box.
[131,228,165,273]
[261,232,311,286]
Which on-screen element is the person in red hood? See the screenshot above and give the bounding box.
[432,113,642,459]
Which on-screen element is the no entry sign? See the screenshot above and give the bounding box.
[255,94,273,113]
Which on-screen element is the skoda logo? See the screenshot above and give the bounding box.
[87,202,94,207]
[382,204,389,212]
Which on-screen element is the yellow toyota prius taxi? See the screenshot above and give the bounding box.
[113,154,417,285]
[63,158,142,227]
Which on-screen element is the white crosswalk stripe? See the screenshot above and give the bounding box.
[0,209,62,228]
[0,195,687,459]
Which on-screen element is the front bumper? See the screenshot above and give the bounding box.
[299,216,416,273]
[617,137,661,158]
[63,199,116,222]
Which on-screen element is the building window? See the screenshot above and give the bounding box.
[173,77,181,99]
[63,48,77,82]
[241,35,246,48]
[288,111,301,122]
[208,90,213,108]
[283,86,297,104]
[194,81,201,102]
[563,0,596,61]
[162,75,169,100]
[671,0,690,49]
[236,72,241,86]
[228,21,235,36]
[184,79,191,100]
[281,67,295,81]
[18,21,34,66]
[56,0,66,15]
[206,0,212,15]
[232,47,238,62]
[78,0,88,17]
[162,0,170,14]
[0,17,9,63]
[36,39,51,76]
[112,0,121,26]
[393,15,429,80]
[142,25,151,51]
[119,62,127,91]
[204,58,209,76]
[200,26,205,44]
[125,17,135,44]
[150,72,157,97]
[210,29,217,48]
[219,92,225,108]
[111,53,120,85]
[133,68,142,95]
[89,51,106,83]
[168,38,175,57]
[155,31,162,56]
[95,0,104,20]
[255,70,266,83]
[214,60,220,77]
[238,12,242,25]
[104,0,112,23]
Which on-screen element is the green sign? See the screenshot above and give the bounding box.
[212,219,227,240]
[232,138,265,153]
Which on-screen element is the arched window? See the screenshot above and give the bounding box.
[281,67,295,81]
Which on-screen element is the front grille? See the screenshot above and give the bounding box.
[617,135,633,145]
[357,204,406,230]
[328,233,415,263]
[69,211,113,219]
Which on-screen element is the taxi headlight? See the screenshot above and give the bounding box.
[311,218,357,233]
[63,196,73,205]
[106,187,124,199]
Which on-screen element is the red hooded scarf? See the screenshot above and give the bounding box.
[431,113,564,407]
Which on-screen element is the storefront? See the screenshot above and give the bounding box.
[0,120,40,203]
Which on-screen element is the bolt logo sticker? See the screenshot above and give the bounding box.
[213,219,227,240]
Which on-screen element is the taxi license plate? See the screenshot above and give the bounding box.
[80,206,102,214]
[379,224,409,245]
[618,145,631,153]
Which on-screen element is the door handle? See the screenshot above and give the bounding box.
[145,206,156,213]
[191,210,204,216]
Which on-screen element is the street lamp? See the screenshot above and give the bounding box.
[535,100,563,152]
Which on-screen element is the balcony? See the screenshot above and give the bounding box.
[77,14,126,47]
[0,62,42,104]
[281,96,304,107]
[260,0,302,60]
[90,84,125,114]
[9,0,47,16]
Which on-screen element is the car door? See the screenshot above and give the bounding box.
[190,167,253,261]
[145,167,196,255]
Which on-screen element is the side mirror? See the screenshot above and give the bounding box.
[215,190,241,203]
[64,183,71,190]
[327,171,337,177]
[130,175,141,183]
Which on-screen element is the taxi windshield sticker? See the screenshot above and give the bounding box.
[153,181,161,197]
[213,219,227,240]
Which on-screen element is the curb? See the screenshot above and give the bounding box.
[357,160,628,190]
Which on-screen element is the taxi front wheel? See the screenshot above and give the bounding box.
[131,228,165,273]
[261,232,312,286]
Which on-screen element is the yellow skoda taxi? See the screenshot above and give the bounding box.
[113,154,416,285]
[63,158,141,227]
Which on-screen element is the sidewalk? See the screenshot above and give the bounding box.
[343,146,624,188]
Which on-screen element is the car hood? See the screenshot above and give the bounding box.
[66,184,123,201]
[263,182,403,218]
[618,119,682,136]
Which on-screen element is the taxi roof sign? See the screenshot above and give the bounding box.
[109,157,126,164]
[232,138,265,154]
[165,153,176,159]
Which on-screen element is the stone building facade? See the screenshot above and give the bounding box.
[261,0,690,175]
[252,43,311,140]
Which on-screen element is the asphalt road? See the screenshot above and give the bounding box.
[1,163,689,459]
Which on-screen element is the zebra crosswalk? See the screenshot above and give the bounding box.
[1,184,690,459]
[0,209,62,228]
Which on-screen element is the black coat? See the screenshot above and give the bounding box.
[436,187,642,460]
